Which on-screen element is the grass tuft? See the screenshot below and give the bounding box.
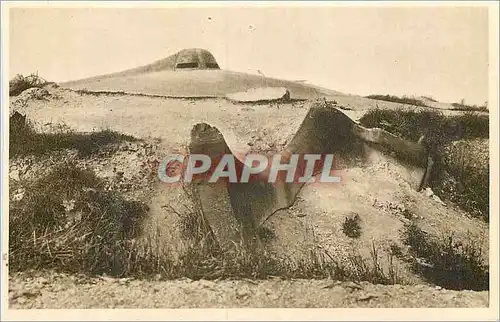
[342,213,362,238]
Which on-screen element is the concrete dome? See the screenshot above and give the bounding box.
[61,47,343,99]
[174,48,220,70]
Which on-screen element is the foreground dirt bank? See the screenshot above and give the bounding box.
[9,271,488,309]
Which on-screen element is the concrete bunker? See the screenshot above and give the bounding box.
[174,48,220,70]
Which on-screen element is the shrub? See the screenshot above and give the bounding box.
[401,221,488,290]
[9,73,47,96]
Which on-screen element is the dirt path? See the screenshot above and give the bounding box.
[8,271,488,309]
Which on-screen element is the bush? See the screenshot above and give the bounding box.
[9,73,47,96]
[401,221,488,291]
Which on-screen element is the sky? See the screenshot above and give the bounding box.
[8,5,490,105]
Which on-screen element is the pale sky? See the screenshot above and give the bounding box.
[9,6,489,105]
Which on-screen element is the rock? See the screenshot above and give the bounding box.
[322,281,342,289]
[17,87,50,101]
[12,188,25,201]
[9,170,20,181]
[198,280,216,289]
[235,285,251,299]
[432,194,446,205]
[357,293,377,301]
[424,187,434,197]
[226,87,290,103]
[344,281,363,291]
[62,199,76,212]
[37,277,49,285]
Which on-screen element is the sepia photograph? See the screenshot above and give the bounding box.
[1,1,498,320]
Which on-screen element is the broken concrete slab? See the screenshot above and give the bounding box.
[188,123,254,250]
[187,102,430,249]
[225,87,291,103]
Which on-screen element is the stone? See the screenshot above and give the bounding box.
[18,87,50,101]
[424,187,434,197]
[9,170,20,181]
[432,194,446,205]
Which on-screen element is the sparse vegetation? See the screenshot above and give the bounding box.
[9,73,48,96]
[10,112,138,158]
[401,221,488,291]
[365,94,429,107]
